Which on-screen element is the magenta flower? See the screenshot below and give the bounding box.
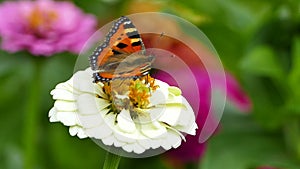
[154,67,252,164]
[0,0,97,56]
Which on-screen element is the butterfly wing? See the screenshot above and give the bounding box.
[89,16,145,71]
[89,16,153,82]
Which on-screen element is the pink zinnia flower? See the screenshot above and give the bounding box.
[142,34,252,166]
[155,68,251,164]
[0,0,97,56]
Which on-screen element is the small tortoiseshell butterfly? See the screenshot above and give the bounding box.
[89,16,154,82]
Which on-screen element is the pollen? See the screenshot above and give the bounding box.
[103,82,112,99]
[143,75,159,91]
[102,76,158,112]
[129,75,158,109]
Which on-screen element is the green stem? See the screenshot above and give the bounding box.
[23,58,43,169]
[103,151,121,169]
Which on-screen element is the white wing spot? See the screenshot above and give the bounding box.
[124,21,131,25]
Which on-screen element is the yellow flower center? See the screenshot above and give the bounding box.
[129,79,151,109]
[129,75,158,109]
[27,6,58,32]
[102,75,159,112]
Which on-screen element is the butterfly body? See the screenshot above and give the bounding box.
[89,16,154,82]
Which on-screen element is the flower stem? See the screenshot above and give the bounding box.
[103,151,121,169]
[23,57,43,169]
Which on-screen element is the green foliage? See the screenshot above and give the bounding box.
[171,0,300,167]
[240,45,284,79]
[201,112,300,169]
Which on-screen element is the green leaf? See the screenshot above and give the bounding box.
[240,45,284,79]
[241,74,287,129]
[200,113,300,169]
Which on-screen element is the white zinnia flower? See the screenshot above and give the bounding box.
[49,68,197,154]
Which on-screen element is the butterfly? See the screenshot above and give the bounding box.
[89,16,154,83]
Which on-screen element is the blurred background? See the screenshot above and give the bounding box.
[0,0,300,169]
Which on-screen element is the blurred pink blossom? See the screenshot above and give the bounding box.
[155,68,252,164]
[143,33,252,165]
[0,0,97,56]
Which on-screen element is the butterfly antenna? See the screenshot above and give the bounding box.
[149,32,176,58]
[155,32,164,48]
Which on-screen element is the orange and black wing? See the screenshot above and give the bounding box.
[89,16,150,82]
[89,16,145,71]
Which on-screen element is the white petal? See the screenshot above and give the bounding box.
[149,82,182,106]
[54,100,77,112]
[149,89,168,106]
[166,131,182,148]
[147,106,165,122]
[173,97,198,135]
[113,138,126,147]
[94,83,107,99]
[69,126,88,138]
[157,96,195,128]
[48,107,56,117]
[103,113,117,128]
[79,81,95,94]
[117,109,136,133]
[49,108,59,122]
[137,139,151,150]
[49,115,58,122]
[161,138,172,150]
[72,69,97,94]
[55,81,76,93]
[166,95,185,104]
[176,122,198,135]
[177,97,195,125]
[154,79,170,90]
[113,132,136,144]
[85,123,112,139]
[148,139,161,149]
[77,94,110,115]
[79,113,104,129]
[51,88,76,101]
[95,98,111,113]
[158,106,182,126]
[56,111,80,126]
[140,122,167,138]
[69,126,80,136]
[101,135,114,146]
[77,128,88,139]
[122,143,134,153]
[132,143,146,154]
[105,113,140,143]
